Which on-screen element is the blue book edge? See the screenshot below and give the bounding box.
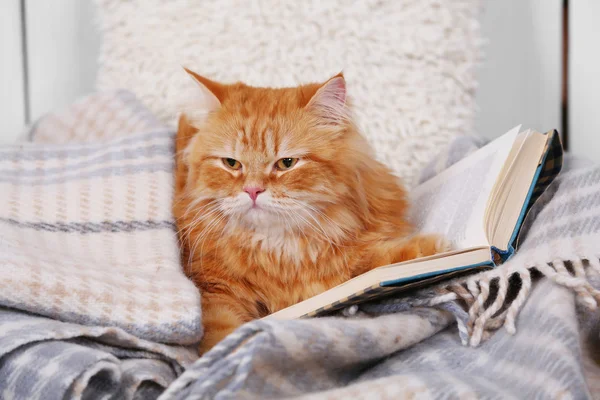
[381,261,495,287]
[489,160,545,262]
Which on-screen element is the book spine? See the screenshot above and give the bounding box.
[495,129,564,259]
[491,245,515,266]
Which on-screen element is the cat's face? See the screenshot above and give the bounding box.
[182,70,362,233]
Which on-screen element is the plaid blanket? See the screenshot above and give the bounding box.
[0,93,201,399]
[1,92,599,399]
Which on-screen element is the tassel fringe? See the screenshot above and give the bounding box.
[443,256,600,347]
[350,255,600,348]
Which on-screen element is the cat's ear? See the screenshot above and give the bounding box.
[306,72,347,124]
[183,67,226,113]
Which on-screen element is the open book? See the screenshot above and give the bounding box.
[267,126,564,320]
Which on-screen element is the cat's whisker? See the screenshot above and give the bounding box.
[214,209,240,261]
[178,203,221,240]
[307,213,338,256]
[295,204,351,269]
[294,199,352,246]
[309,210,350,266]
[291,199,343,234]
[287,200,338,243]
[286,199,347,258]
[178,199,217,227]
[286,208,332,249]
[280,210,296,236]
[197,214,227,269]
[276,208,301,238]
[172,190,211,215]
[189,203,222,225]
[188,211,226,268]
[177,203,213,234]
[269,209,289,260]
[285,210,310,244]
[185,195,216,216]
[189,209,224,246]
[184,205,224,266]
[189,212,216,263]
[299,203,352,249]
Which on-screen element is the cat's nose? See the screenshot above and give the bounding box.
[243,187,265,202]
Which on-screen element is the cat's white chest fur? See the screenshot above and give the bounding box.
[248,226,320,265]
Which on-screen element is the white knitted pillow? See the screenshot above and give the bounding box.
[94,0,482,186]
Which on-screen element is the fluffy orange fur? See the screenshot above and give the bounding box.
[173,70,447,354]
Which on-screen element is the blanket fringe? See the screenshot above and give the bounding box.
[352,255,600,347]
[437,256,600,347]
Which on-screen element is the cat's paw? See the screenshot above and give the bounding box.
[433,236,452,254]
[385,234,451,264]
[408,234,451,259]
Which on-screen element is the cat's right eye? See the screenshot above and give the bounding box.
[222,158,242,170]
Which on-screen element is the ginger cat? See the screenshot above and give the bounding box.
[173,69,448,354]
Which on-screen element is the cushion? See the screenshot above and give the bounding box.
[94,0,482,186]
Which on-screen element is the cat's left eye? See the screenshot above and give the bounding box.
[222,158,242,170]
[275,158,299,171]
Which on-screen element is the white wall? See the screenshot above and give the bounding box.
[570,0,600,162]
[475,0,562,140]
[25,0,101,122]
[0,1,26,143]
[0,0,100,144]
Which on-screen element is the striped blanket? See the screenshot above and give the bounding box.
[0,92,202,399]
[1,91,599,399]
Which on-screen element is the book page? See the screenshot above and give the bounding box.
[409,126,520,250]
[487,130,548,249]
